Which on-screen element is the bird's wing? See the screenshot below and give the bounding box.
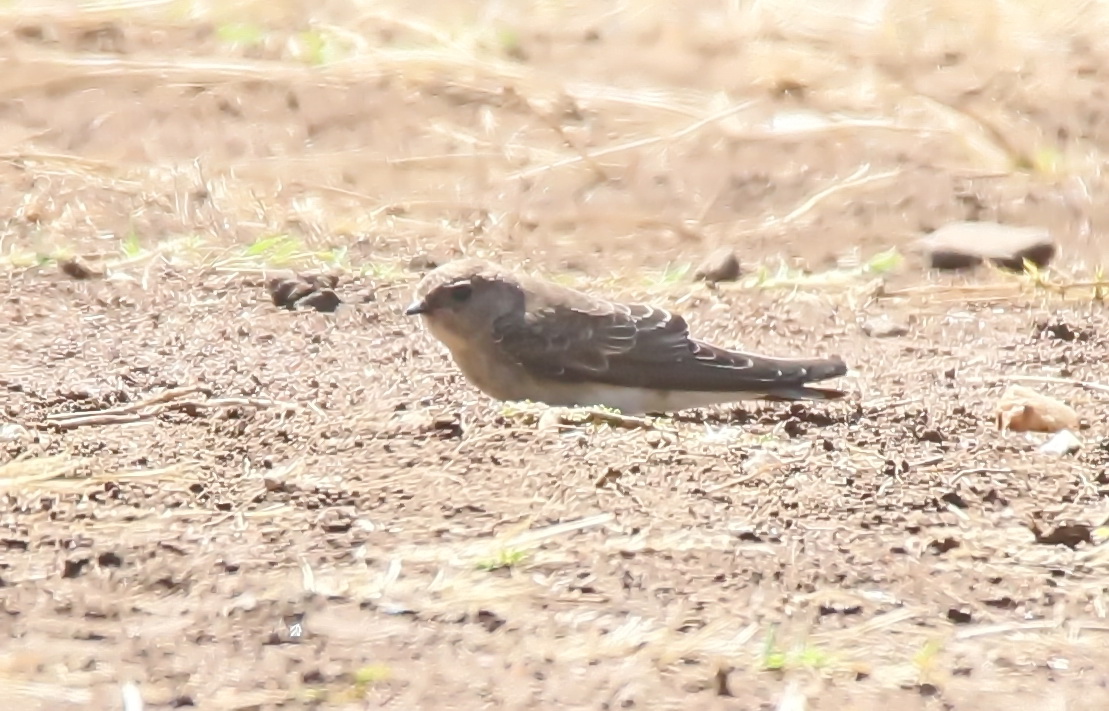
[491,297,845,393]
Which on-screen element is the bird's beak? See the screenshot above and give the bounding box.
[405,299,428,316]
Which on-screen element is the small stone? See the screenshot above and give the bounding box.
[268,273,342,311]
[408,253,440,272]
[946,607,973,624]
[915,221,1055,271]
[431,414,464,439]
[995,385,1078,433]
[537,409,563,432]
[1038,429,1082,456]
[58,257,99,280]
[229,592,258,612]
[1032,522,1092,548]
[861,315,909,338]
[0,422,32,443]
[263,475,292,493]
[694,248,742,283]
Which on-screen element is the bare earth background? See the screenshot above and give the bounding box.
[2,0,1109,709]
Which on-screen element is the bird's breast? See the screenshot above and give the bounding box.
[425,326,529,401]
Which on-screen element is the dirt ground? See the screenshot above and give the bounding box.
[3,1,1109,709]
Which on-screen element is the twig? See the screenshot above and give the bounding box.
[0,454,81,489]
[47,385,208,422]
[863,397,921,414]
[880,280,1109,302]
[535,406,665,431]
[46,413,146,430]
[877,283,1022,298]
[44,386,298,429]
[578,407,659,430]
[770,166,901,227]
[947,468,1014,487]
[503,512,616,548]
[505,100,756,181]
[166,397,299,411]
[508,88,610,182]
[953,620,1062,640]
[702,471,763,494]
[812,607,923,641]
[989,375,1109,397]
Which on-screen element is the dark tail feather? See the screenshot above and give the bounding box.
[762,356,849,401]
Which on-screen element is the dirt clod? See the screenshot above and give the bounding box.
[693,248,742,283]
[408,253,442,272]
[862,315,909,338]
[58,256,100,279]
[947,607,973,624]
[267,274,343,311]
[267,277,313,308]
[712,666,733,697]
[1030,522,1093,549]
[1034,320,1092,342]
[62,557,92,579]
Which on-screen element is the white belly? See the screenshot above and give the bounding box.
[536,383,758,414]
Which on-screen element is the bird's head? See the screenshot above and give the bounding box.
[405,259,523,350]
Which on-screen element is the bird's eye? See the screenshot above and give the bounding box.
[450,284,473,303]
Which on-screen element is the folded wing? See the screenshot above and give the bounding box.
[491,298,847,394]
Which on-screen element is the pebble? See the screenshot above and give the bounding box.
[915,221,1055,271]
[537,409,563,432]
[694,248,742,283]
[58,256,100,280]
[1038,429,1082,456]
[408,253,441,272]
[267,274,343,312]
[0,422,32,443]
[861,315,909,338]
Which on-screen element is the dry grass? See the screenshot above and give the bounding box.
[3,0,1109,279]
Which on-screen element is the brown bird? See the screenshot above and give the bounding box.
[405,258,849,414]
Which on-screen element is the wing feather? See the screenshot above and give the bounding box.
[492,297,845,393]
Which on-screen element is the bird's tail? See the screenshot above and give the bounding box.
[762,355,849,401]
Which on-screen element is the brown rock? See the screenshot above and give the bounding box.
[59,257,99,280]
[693,248,742,283]
[861,315,909,338]
[267,277,313,309]
[267,273,342,311]
[995,385,1078,433]
[915,222,1055,271]
[408,253,441,272]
